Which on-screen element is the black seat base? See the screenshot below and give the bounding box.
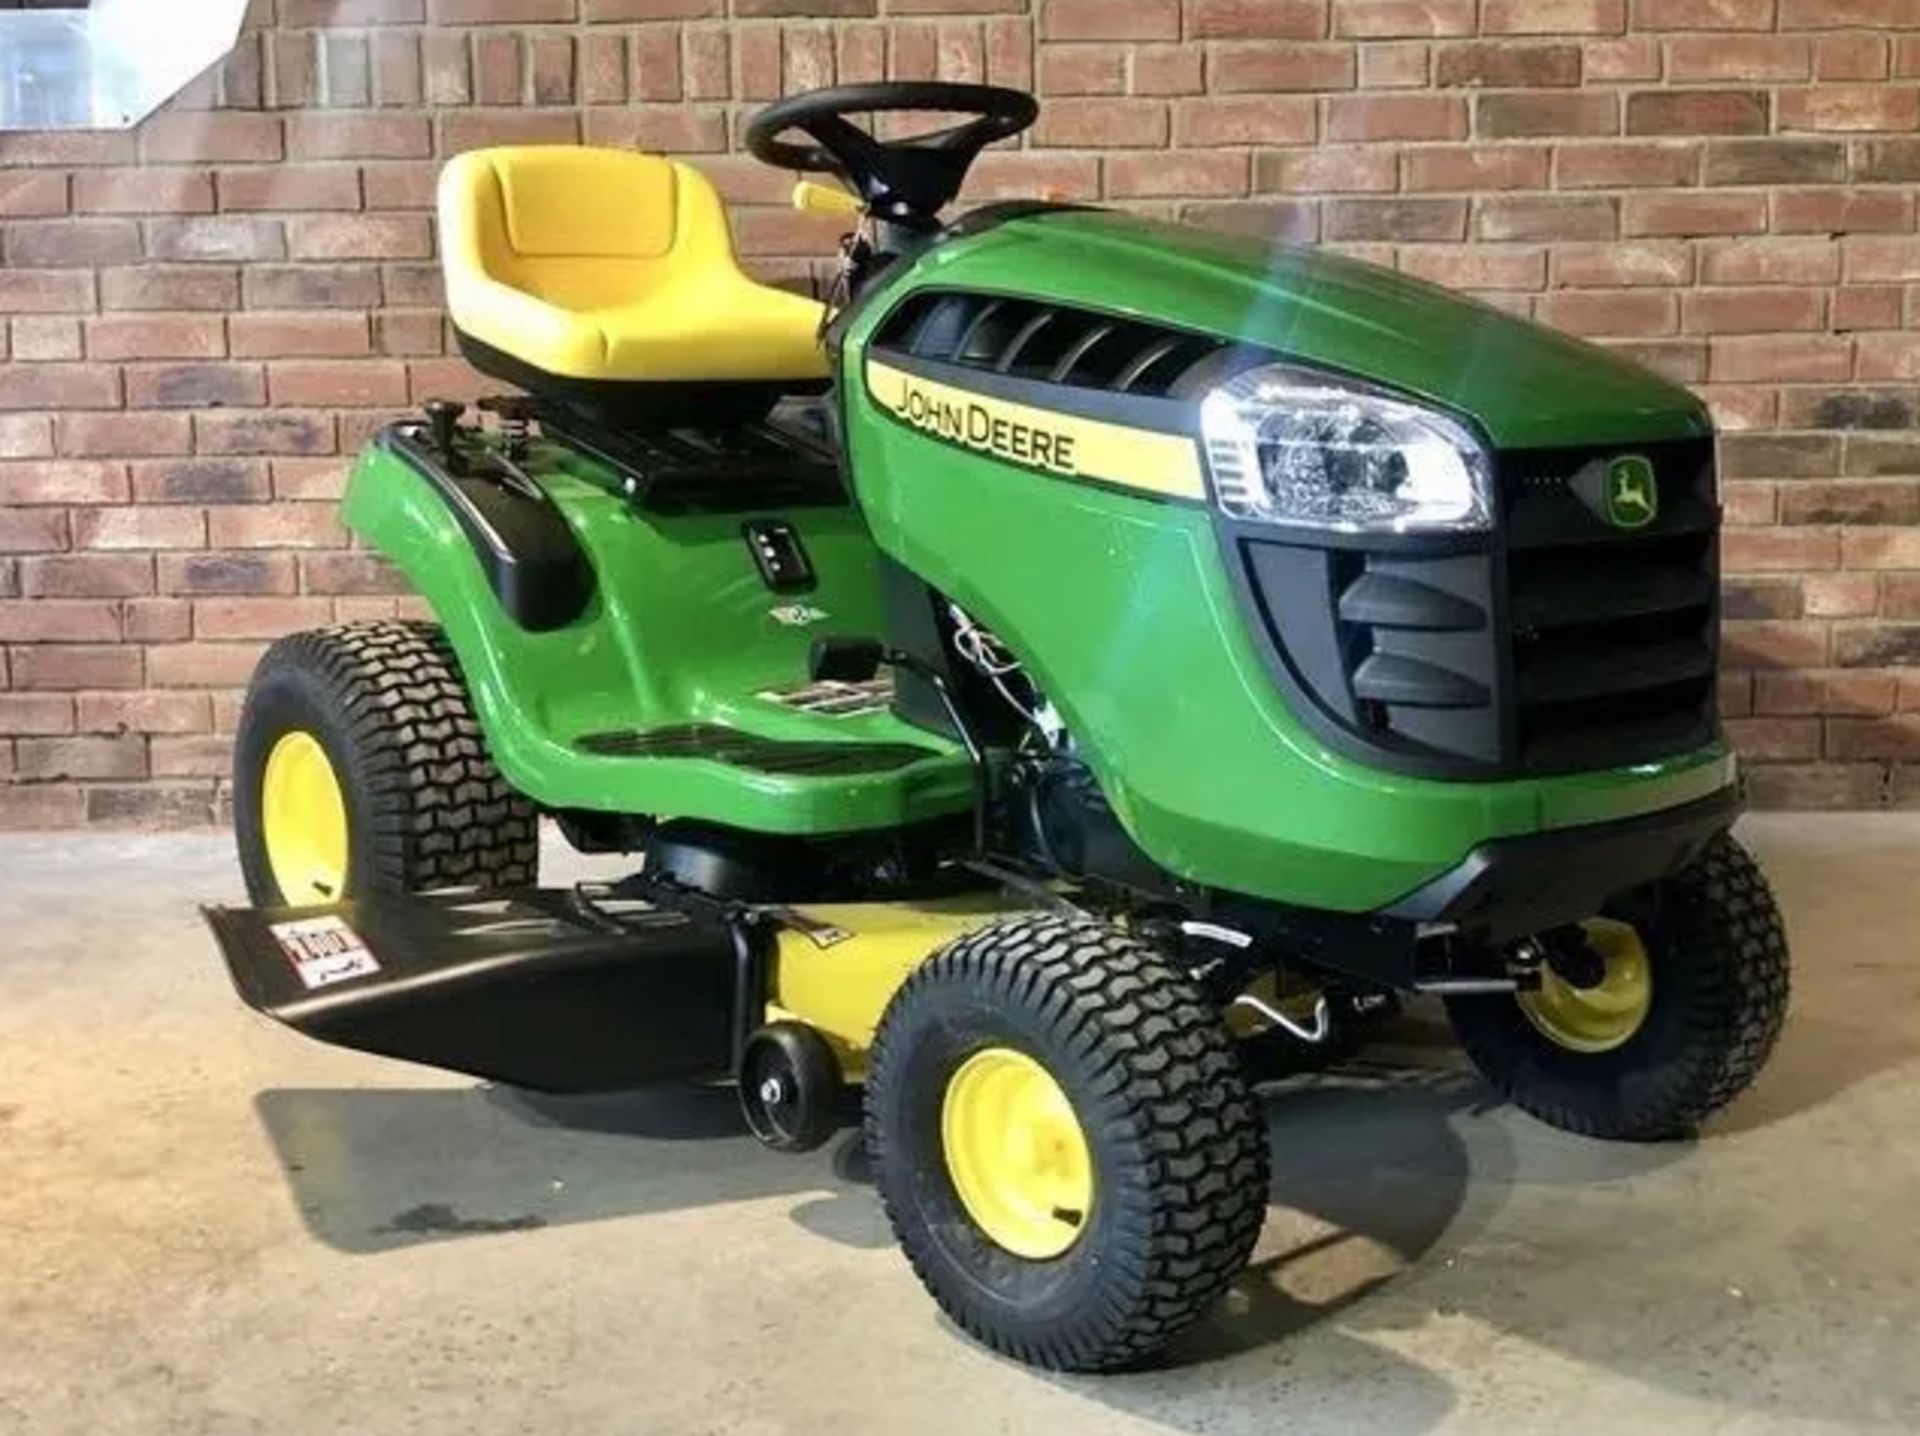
[456,329,829,431]
[531,401,846,515]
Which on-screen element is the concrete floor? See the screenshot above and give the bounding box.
[1,816,1916,1436]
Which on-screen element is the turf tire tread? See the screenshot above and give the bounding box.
[246,620,537,895]
[1448,833,1789,1141]
[864,914,1269,1371]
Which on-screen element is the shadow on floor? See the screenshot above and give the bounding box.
[254,1058,1502,1265]
[254,1030,1913,1432]
[258,1063,1483,1435]
[255,1081,887,1255]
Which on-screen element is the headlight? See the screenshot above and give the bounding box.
[1199,365,1492,534]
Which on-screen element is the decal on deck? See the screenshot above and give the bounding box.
[270,915,380,990]
[774,907,856,949]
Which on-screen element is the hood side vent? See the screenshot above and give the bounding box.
[875,290,1229,399]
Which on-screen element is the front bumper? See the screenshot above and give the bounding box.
[1384,782,1742,942]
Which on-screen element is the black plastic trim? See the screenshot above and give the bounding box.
[379,423,594,632]
[1384,784,1741,942]
[535,403,846,515]
[1050,321,1116,383]
[997,309,1056,373]
[455,329,827,428]
[1217,513,1496,559]
[575,722,941,776]
[1352,652,1490,709]
[1516,637,1714,707]
[1116,334,1186,392]
[1338,572,1488,630]
[1221,534,1510,779]
[876,555,1029,749]
[870,286,1239,405]
[952,295,1009,362]
[1508,565,1715,630]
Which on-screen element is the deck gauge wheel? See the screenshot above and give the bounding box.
[738,1020,842,1153]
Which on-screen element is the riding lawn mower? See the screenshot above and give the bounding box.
[205,83,1791,1372]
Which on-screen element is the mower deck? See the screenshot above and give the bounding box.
[205,887,744,1092]
[207,880,1048,1095]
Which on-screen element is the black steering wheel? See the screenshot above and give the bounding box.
[746,82,1039,228]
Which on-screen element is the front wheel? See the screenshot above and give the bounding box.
[1446,832,1789,1141]
[864,915,1270,1372]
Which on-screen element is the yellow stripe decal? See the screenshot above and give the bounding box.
[866,360,1207,502]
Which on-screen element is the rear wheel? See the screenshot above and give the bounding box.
[1446,833,1789,1141]
[234,621,538,906]
[864,915,1269,1371]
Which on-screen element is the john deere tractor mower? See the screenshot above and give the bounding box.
[207,84,1791,1372]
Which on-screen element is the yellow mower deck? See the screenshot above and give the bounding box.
[768,895,1038,1076]
[205,884,1040,1092]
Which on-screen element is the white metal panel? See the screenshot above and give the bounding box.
[0,0,250,131]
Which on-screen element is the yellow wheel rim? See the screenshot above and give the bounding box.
[941,1047,1094,1260]
[1517,918,1653,1054]
[261,730,349,904]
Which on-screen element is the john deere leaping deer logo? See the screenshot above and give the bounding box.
[1605,455,1659,530]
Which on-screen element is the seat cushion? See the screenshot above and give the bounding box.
[439,146,830,387]
[594,277,829,383]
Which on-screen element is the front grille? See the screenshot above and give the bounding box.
[872,290,1230,398]
[1503,439,1719,772]
[1233,437,1721,778]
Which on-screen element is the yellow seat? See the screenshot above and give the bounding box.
[438,146,829,387]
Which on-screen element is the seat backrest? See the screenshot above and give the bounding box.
[495,146,678,258]
[440,146,741,316]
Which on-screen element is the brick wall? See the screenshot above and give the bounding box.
[2,0,1920,826]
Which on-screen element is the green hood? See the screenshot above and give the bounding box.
[908,209,1710,451]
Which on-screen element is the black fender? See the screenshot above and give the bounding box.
[377,424,594,632]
